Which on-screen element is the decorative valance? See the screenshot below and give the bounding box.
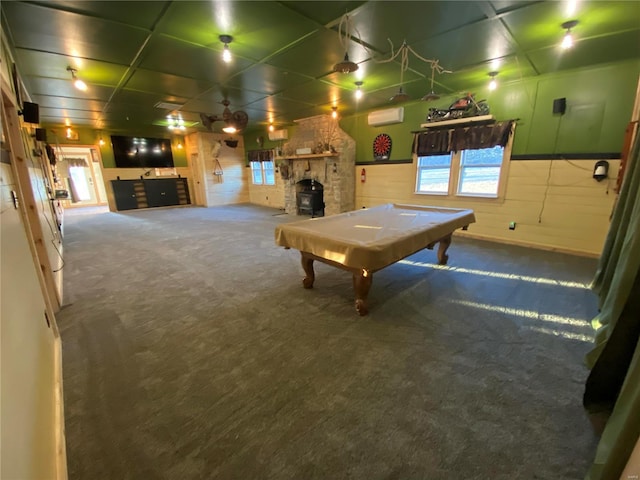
[62,156,88,167]
[247,149,274,162]
[414,120,515,156]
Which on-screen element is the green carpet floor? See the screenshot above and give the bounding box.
[57,204,600,479]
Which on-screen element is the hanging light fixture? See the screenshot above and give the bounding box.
[488,71,499,91]
[333,14,359,73]
[422,62,443,101]
[331,106,338,119]
[219,34,233,62]
[354,81,364,100]
[561,20,578,49]
[268,124,275,132]
[66,66,87,91]
[378,40,450,103]
[166,114,186,131]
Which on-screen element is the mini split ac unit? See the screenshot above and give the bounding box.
[268,129,288,141]
[367,107,404,126]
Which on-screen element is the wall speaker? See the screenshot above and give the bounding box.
[22,101,40,123]
[553,98,566,115]
[35,128,47,142]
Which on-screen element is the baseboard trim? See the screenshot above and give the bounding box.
[53,332,68,480]
[455,230,601,258]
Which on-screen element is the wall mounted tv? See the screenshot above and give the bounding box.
[111,135,174,168]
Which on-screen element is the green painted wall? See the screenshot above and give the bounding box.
[338,59,639,163]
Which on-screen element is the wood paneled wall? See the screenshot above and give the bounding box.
[355,158,619,256]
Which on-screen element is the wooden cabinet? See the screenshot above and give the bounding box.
[111,178,190,211]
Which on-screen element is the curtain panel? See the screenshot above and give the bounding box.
[584,132,640,479]
[247,149,274,162]
[413,120,514,156]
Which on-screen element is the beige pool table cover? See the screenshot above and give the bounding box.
[275,203,476,272]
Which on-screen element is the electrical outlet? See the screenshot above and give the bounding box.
[509,221,516,230]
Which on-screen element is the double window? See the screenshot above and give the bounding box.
[414,121,514,198]
[416,145,506,197]
[250,160,275,185]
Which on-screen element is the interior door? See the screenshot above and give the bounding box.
[59,147,105,207]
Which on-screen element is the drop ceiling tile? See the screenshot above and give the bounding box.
[279,2,367,26]
[408,18,517,74]
[125,69,215,98]
[138,35,253,82]
[348,1,489,52]
[39,107,101,120]
[502,1,640,52]
[33,95,107,112]
[29,1,171,29]
[189,88,267,110]
[527,30,640,75]
[155,1,321,61]
[26,78,115,101]
[109,90,190,110]
[1,2,149,65]
[225,64,310,96]
[266,29,361,80]
[14,49,128,86]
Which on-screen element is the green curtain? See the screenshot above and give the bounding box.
[584,130,640,479]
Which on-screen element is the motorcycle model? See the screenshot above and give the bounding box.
[426,93,490,122]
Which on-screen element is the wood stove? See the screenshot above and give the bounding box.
[296,179,324,217]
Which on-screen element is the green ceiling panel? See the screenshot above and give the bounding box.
[109,90,190,110]
[139,35,254,83]
[189,87,267,109]
[350,1,489,52]
[501,1,640,52]
[125,69,215,98]
[32,96,107,112]
[266,29,358,79]
[27,77,115,101]
[527,30,640,75]
[155,1,321,61]
[279,2,367,26]
[39,107,101,121]
[30,1,171,29]
[224,63,310,95]
[14,49,128,86]
[2,2,149,65]
[409,19,516,74]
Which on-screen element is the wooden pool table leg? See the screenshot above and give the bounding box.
[301,253,315,288]
[437,234,452,265]
[353,270,373,316]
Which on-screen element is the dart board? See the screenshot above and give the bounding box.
[373,133,392,160]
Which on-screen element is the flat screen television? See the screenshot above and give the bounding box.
[111,135,174,168]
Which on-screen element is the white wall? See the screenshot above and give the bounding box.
[355,157,619,256]
[186,133,249,206]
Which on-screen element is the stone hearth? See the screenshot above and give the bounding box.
[279,115,355,217]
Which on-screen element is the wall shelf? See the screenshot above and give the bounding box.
[276,153,339,161]
[419,114,494,129]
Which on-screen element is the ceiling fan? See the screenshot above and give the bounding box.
[200,100,249,134]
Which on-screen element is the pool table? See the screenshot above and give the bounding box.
[275,203,476,315]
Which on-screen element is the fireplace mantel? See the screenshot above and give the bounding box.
[276,153,339,161]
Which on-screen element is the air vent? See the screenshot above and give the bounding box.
[154,101,184,110]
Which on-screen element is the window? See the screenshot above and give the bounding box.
[416,154,452,194]
[250,160,275,185]
[414,120,514,199]
[458,146,504,196]
[416,146,507,198]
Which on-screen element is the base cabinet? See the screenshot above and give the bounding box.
[111,178,190,211]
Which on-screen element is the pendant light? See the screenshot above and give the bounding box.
[333,14,359,73]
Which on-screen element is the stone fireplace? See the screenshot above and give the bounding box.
[279,115,355,217]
